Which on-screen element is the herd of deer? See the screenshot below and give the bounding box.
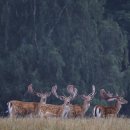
[7,84,128,118]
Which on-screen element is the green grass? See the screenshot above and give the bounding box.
[0,118,129,130]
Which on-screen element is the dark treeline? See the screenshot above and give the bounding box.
[0,0,130,116]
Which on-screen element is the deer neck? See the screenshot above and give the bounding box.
[115,101,122,114]
[62,104,70,118]
[81,100,90,115]
[40,98,46,104]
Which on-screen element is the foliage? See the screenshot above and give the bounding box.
[0,0,129,115]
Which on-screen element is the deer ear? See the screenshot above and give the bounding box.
[80,95,86,99]
[36,93,41,97]
[59,96,65,101]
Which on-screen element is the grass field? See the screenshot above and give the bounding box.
[0,117,129,130]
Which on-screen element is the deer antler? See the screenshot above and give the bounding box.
[67,85,78,100]
[51,84,78,101]
[100,89,119,101]
[88,85,96,98]
[27,84,34,93]
[51,85,60,99]
[27,84,51,97]
[67,85,75,94]
[27,84,39,96]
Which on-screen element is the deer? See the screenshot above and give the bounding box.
[38,84,78,118]
[7,84,51,117]
[67,85,96,118]
[93,89,128,118]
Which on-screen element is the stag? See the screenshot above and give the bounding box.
[38,85,77,118]
[93,89,128,118]
[7,84,51,117]
[68,85,96,118]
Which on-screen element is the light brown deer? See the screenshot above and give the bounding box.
[68,85,96,118]
[93,89,128,118]
[7,84,51,117]
[38,85,77,118]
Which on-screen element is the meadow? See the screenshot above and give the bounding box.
[0,117,129,130]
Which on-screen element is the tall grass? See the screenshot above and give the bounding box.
[0,118,129,130]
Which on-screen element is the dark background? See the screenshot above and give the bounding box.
[0,0,130,116]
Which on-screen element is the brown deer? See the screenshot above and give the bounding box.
[68,85,96,118]
[38,85,77,118]
[93,89,128,118]
[7,84,51,117]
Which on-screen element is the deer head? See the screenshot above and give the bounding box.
[35,92,51,104]
[51,84,77,105]
[27,84,51,104]
[81,85,96,102]
[100,89,128,104]
[116,97,128,104]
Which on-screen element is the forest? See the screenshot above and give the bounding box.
[0,0,130,116]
